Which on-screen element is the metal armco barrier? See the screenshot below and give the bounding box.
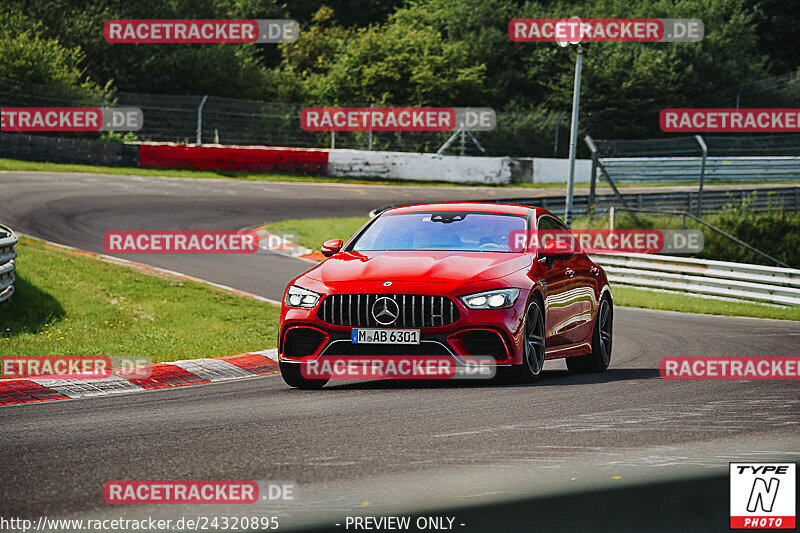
[500,185,800,216]
[600,156,800,182]
[0,224,18,304]
[589,252,800,306]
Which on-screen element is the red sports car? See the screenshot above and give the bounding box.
[278,202,613,389]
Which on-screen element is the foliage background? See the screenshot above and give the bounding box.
[2,0,799,142]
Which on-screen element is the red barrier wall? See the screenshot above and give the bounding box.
[139,143,329,174]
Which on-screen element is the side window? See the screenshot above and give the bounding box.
[536,215,581,255]
[537,216,561,231]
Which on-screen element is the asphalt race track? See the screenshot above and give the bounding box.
[2,171,795,299]
[1,171,799,531]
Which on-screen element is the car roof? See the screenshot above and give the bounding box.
[383,202,534,216]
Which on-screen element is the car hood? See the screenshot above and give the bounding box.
[304,250,531,285]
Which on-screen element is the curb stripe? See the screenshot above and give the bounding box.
[247,348,279,362]
[129,364,210,390]
[222,353,280,374]
[171,359,255,382]
[0,380,70,405]
[30,375,145,399]
[0,352,280,406]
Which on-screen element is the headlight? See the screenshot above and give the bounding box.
[285,285,321,308]
[460,288,520,309]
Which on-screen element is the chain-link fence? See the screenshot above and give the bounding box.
[4,73,800,158]
[0,78,576,157]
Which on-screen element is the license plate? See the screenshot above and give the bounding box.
[351,328,421,344]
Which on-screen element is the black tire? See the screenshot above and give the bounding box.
[501,297,546,383]
[566,295,612,374]
[280,362,329,389]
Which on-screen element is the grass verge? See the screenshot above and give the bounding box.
[0,238,279,362]
[3,157,796,189]
[611,285,800,321]
[267,216,369,250]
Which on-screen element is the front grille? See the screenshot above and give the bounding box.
[317,294,460,327]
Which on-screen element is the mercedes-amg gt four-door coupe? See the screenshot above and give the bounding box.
[279,203,613,389]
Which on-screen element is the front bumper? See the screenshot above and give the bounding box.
[278,300,525,366]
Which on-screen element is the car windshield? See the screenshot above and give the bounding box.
[351,212,526,252]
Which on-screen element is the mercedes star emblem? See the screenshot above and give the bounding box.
[371,297,399,325]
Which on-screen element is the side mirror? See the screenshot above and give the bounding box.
[321,239,343,257]
[539,239,574,268]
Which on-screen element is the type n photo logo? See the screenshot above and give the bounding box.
[730,463,796,529]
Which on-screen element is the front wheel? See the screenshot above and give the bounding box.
[501,298,546,383]
[566,296,612,373]
[280,361,329,389]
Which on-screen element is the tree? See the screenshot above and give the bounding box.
[276,6,353,102]
[0,8,100,94]
[292,7,486,105]
[386,0,771,136]
[3,0,284,98]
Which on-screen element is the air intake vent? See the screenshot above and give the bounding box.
[283,328,325,357]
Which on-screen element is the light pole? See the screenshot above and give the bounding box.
[553,111,566,157]
[564,44,583,227]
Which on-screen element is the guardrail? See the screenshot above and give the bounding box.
[600,156,800,182]
[589,252,800,306]
[500,185,800,217]
[0,224,18,304]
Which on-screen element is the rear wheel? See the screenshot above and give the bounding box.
[501,298,546,383]
[280,361,329,389]
[566,296,612,373]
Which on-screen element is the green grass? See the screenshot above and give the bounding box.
[0,238,280,362]
[267,216,370,250]
[612,285,800,321]
[4,157,797,189]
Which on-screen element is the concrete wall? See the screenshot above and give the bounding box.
[0,132,592,185]
[514,157,593,184]
[328,149,513,184]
